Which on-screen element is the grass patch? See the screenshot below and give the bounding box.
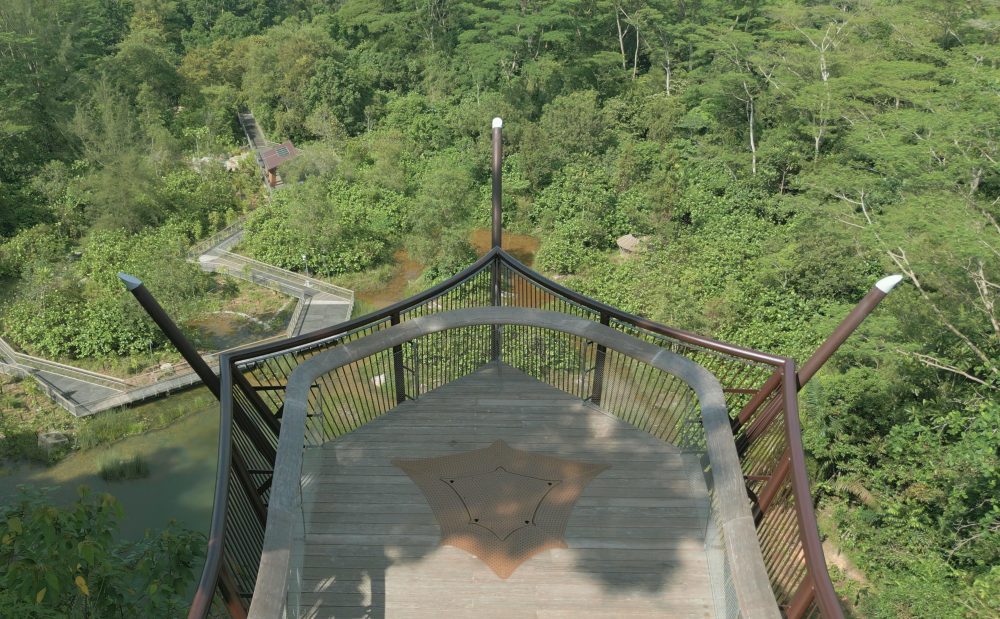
[98,454,150,481]
[0,376,216,464]
[76,387,217,450]
[0,375,76,463]
[216,276,290,317]
[328,263,397,293]
[350,297,381,319]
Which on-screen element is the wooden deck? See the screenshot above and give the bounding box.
[294,363,718,618]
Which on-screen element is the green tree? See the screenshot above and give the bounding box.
[0,487,203,618]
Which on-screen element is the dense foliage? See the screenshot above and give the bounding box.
[1,0,998,615]
[0,487,203,617]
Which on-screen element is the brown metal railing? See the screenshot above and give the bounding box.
[259,308,765,617]
[180,248,864,619]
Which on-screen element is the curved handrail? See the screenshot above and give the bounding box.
[228,249,785,369]
[249,308,780,618]
[188,353,237,619]
[782,361,841,617]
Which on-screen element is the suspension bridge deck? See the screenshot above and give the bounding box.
[292,363,719,618]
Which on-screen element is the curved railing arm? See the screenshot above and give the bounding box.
[798,275,903,384]
[189,355,245,619]
[496,250,787,366]
[782,360,842,618]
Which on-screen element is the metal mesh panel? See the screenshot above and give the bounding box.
[222,470,265,599]
[298,325,494,446]
[403,325,493,398]
[502,325,593,399]
[757,478,808,608]
[499,263,602,320]
[599,348,704,449]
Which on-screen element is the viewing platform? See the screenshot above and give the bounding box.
[121,120,902,619]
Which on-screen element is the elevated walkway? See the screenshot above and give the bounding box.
[173,119,886,619]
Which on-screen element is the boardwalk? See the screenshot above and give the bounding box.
[293,363,719,618]
[196,243,353,333]
[0,222,354,417]
[239,110,288,188]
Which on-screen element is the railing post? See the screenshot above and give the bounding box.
[589,312,610,404]
[491,257,502,360]
[753,447,791,517]
[491,117,503,249]
[787,577,817,619]
[490,118,504,361]
[118,273,220,398]
[121,273,281,449]
[217,563,249,618]
[232,446,268,526]
[391,312,407,404]
[799,274,904,384]
[738,274,905,448]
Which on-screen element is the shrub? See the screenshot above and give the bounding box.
[0,487,203,617]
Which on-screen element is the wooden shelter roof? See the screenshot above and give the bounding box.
[259,141,298,170]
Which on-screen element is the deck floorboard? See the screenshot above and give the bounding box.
[295,363,716,618]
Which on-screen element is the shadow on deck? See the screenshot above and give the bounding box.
[293,363,719,618]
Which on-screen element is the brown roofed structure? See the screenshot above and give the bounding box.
[259,141,298,171]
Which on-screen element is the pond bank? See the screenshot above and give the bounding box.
[0,396,218,541]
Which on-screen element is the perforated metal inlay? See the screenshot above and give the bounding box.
[392,440,608,578]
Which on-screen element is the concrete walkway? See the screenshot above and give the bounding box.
[35,370,122,409]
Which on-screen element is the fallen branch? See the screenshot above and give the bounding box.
[893,348,993,388]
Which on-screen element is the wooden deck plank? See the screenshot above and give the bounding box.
[293,363,717,618]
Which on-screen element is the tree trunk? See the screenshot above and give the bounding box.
[743,81,757,175]
[632,28,639,79]
[663,46,671,95]
[615,10,628,71]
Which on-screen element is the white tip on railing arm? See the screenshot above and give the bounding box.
[118,272,143,291]
[875,274,904,293]
[492,117,503,128]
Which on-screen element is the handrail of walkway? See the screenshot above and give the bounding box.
[203,250,354,301]
[497,250,787,367]
[188,219,248,259]
[229,249,500,364]
[249,308,780,619]
[0,334,130,390]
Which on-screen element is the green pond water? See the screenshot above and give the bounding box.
[0,405,219,541]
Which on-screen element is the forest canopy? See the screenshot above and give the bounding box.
[0,1,998,616]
